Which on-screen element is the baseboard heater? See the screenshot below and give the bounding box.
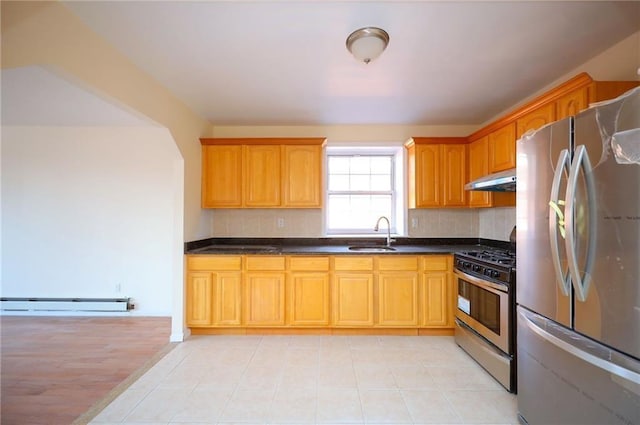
[0,297,132,312]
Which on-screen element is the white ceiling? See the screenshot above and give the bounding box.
[44,1,640,126]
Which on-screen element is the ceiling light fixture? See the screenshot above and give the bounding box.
[346,27,389,64]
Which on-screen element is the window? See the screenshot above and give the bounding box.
[325,147,403,235]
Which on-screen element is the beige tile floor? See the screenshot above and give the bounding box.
[90,335,518,424]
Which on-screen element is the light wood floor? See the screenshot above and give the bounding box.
[0,316,171,425]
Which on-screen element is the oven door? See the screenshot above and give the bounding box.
[454,269,511,354]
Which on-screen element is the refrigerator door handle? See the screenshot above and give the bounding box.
[519,308,640,388]
[565,145,597,302]
[548,148,571,296]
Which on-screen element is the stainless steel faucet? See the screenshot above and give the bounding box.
[374,216,393,247]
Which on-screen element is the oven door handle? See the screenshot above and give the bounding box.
[454,269,508,294]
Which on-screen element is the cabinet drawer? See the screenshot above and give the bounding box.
[422,255,450,271]
[186,256,242,271]
[245,256,286,271]
[376,256,419,271]
[288,256,330,271]
[333,256,374,271]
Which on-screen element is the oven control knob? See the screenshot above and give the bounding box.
[463,262,471,269]
[491,270,500,278]
[484,269,491,276]
[472,265,481,272]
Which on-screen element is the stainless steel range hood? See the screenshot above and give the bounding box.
[465,168,516,192]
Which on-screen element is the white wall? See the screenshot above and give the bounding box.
[1,126,182,316]
[1,2,212,243]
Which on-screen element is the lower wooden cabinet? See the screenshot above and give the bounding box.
[186,271,242,326]
[421,272,450,327]
[288,272,330,326]
[213,273,242,326]
[332,273,375,326]
[186,272,213,326]
[378,272,419,326]
[185,254,455,332]
[185,256,242,327]
[420,255,454,328]
[243,273,285,326]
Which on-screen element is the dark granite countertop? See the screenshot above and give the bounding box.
[184,237,513,255]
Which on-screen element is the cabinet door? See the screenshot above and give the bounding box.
[468,137,491,207]
[186,272,213,326]
[283,145,322,207]
[516,103,556,139]
[201,145,242,208]
[378,272,419,326]
[421,271,451,327]
[488,123,516,172]
[244,272,286,326]
[244,145,281,207]
[288,272,330,326]
[213,272,242,326]
[556,88,588,120]
[421,255,454,328]
[442,144,466,207]
[332,273,374,326]
[415,144,441,207]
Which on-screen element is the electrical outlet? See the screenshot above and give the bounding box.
[277,218,285,228]
[411,218,418,229]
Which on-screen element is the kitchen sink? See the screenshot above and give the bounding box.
[348,246,396,252]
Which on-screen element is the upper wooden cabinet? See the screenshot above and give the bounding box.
[406,138,467,208]
[556,81,639,121]
[516,102,556,139]
[200,138,325,209]
[488,123,516,173]
[515,80,639,138]
[282,144,323,207]
[244,145,281,207]
[556,87,588,121]
[469,73,638,155]
[201,145,243,208]
[467,137,516,208]
[467,137,491,208]
[409,143,440,207]
[442,144,467,207]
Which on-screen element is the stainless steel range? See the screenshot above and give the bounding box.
[453,248,516,392]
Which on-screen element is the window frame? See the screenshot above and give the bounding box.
[324,146,404,236]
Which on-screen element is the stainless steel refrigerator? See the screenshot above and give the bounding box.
[516,86,640,425]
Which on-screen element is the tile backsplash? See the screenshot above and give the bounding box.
[478,207,516,241]
[211,206,516,241]
[407,209,479,238]
[212,209,324,237]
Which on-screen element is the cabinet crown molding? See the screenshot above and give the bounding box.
[201,137,326,146]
